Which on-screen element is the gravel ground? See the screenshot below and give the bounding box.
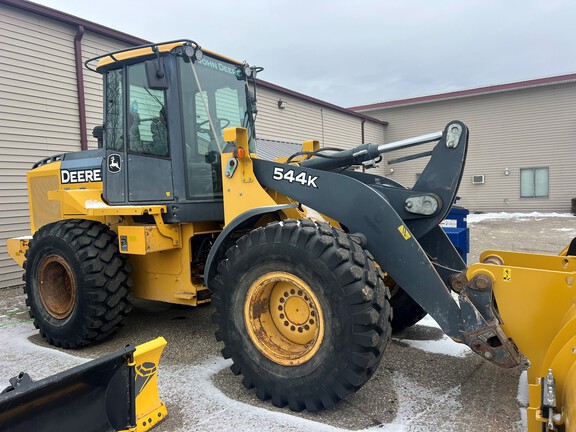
[1,214,575,431]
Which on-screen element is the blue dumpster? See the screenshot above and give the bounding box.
[441,206,470,263]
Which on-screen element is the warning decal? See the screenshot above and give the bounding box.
[398,225,412,240]
[503,268,512,282]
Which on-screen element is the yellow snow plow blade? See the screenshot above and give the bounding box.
[0,337,167,432]
[468,250,576,431]
[128,337,168,432]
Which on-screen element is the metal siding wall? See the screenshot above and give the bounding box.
[361,84,576,212]
[0,5,132,289]
[255,86,383,150]
[0,4,78,288]
[364,121,385,145]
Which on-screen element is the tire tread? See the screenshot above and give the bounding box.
[23,219,132,348]
[211,218,392,411]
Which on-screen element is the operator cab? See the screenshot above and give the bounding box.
[88,40,258,223]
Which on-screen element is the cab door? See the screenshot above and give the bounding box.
[103,68,126,204]
[103,63,174,204]
[124,62,173,202]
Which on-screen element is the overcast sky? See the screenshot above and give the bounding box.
[35,0,576,107]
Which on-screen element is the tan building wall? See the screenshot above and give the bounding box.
[255,86,384,150]
[0,3,131,288]
[1,4,80,288]
[357,82,576,212]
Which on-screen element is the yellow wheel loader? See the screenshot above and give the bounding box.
[6,39,576,430]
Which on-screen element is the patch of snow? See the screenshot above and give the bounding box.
[162,356,465,432]
[85,199,108,208]
[517,370,529,432]
[391,373,462,430]
[517,409,527,432]
[552,228,576,232]
[0,324,87,382]
[417,314,441,329]
[517,370,528,406]
[468,212,573,224]
[396,315,470,358]
[440,219,457,228]
[397,335,470,358]
[162,357,407,432]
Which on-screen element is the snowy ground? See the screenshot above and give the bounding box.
[2,213,575,431]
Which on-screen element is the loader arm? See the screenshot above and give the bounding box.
[252,121,521,367]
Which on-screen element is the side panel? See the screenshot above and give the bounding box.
[127,155,174,202]
[128,224,212,305]
[104,150,126,203]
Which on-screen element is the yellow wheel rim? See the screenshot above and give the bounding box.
[244,271,324,366]
[38,255,76,319]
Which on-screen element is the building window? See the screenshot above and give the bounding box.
[520,167,549,198]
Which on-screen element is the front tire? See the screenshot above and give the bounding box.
[24,219,133,348]
[211,219,391,411]
[388,279,427,333]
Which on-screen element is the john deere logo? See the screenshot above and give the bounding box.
[108,154,121,173]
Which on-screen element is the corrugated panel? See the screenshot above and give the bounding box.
[359,83,576,212]
[256,139,302,161]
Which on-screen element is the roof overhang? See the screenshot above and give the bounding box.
[350,73,576,112]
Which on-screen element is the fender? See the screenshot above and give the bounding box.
[204,204,297,289]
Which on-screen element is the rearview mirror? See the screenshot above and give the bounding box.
[145,59,168,90]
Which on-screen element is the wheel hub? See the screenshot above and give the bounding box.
[244,272,324,366]
[284,296,309,325]
[38,255,76,320]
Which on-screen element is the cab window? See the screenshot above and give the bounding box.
[179,56,249,199]
[105,68,124,151]
[126,62,169,157]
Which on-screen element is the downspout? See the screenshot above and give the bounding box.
[74,25,88,150]
[320,108,325,145]
[361,118,366,172]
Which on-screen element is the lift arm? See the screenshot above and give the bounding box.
[251,121,521,368]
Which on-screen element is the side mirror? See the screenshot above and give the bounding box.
[92,125,104,148]
[145,59,168,90]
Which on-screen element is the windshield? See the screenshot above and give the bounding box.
[178,54,254,199]
[179,55,254,150]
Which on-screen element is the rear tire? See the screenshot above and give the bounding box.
[23,219,133,348]
[211,219,391,411]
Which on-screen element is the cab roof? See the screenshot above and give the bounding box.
[85,39,242,72]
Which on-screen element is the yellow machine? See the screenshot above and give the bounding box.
[6,39,576,430]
